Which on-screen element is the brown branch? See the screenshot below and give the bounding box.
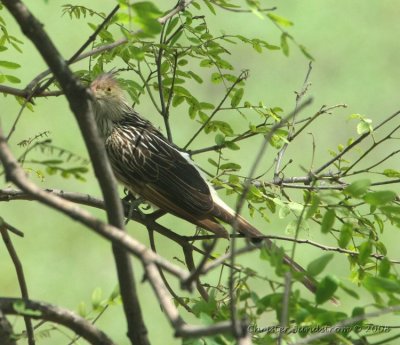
[0,221,34,345]
[23,38,129,94]
[158,0,195,25]
[1,2,148,344]
[0,85,62,98]
[0,298,114,345]
[0,310,16,345]
[0,218,24,237]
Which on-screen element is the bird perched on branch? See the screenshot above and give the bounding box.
[89,73,318,294]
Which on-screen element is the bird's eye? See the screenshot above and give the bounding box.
[107,87,112,92]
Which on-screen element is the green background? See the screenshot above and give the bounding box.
[1,0,400,344]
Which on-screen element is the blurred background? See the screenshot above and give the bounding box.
[1,0,400,344]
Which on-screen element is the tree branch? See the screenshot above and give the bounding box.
[0,298,114,345]
[158,0,195,25]
[1,2,148,344]
[0,222,34,345]
[0,309,16,345]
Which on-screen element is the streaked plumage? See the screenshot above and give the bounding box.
[90,73,318,294]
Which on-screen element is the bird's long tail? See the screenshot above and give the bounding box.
[211,200,319,295]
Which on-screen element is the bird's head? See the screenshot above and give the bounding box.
[90,73,124,102]
[90,73,130,123]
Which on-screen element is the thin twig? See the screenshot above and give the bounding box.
[184,70,248,149]
[189,97,313,156]
[0,222,35,345]
[274,62,313,182]
[313,109,400,175]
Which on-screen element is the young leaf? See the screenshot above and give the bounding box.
[338,223,353,248]
[316,275,339,304]
[358,241,372,265]
[307,253,334,276]
[0,60,21,69]
[363,191,396,206]
[321,209,335,233]
[230,88,244,107]
[280,33,289,56]
[363,276,400,294]
[305,193,320,219]
[267,13,294,27]
[344,179,371,198]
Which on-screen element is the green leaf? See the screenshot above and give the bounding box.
[172,95,184,107]
[91,287,103,310]
[358,241,372,265]
[5,74,21,83]
[364,276,400,294]
[316,275,339,304]
[280,33,289,56]
[299,44,314,60]
[0,60,20,69]
[364,191,396,206]
[203,0,216,15]
[214,133,224,145]
[305,193,320,219]
[267,13,294,27]
[383,169,400,178]
[225,141,240,150]
[165,17,179,36]
[187,71,203,83]
[339,283,360,299]
[307,253,334,277]
[344,179,371,198]
[131,2,162,36]
[13,301,42,317]
[211,72,223,84]
[220,162,241,171]
[200,59,213,68]
[208,158,218,167]
[77,301,87,317]
[338,223,353,248]
[321,209,335,234]
[230,88,244,108]
[379,258,391,277]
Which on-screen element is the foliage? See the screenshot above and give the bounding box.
[1,1,400,345]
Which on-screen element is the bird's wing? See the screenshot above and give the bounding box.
[106,122,214,216]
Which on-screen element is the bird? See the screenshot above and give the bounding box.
[89,73,318,294]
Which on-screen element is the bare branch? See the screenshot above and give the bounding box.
[0,298,114,345]
[158,0,195,25]
[0,85,62,98]
[0,221,34,345]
